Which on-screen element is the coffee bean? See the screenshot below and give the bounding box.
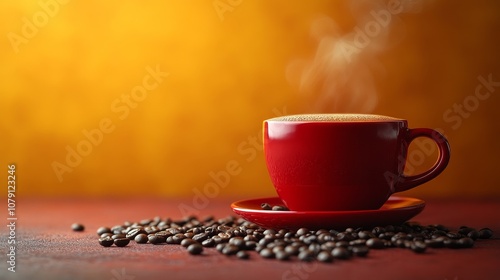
[317,251,333,262]
[443,238,461,249]
[268,243,281,251]
[218,233,231,241]
[337,232,355,242]
[335,241,349,248]
[71,223,84,232]
[126,228,146,240]
[242,234,256,241]
[410,241,427,253]
[307,243,321,254]
[312,229,325,236]
[298,250,315,262]
[425,238,444,248]
[390,233,407,243]
[302,235,317,245]
[404,240,414,249]
[351,245,369,257]
[145,226,160,234]
[139,219,152,226]
[431,230,447,238]
[406,222,422,231]
[188,227,202,235]
[284,245,299,255]
[98,237,114,247]
[209,236,221,244]
[345,227,355,233]
[394,239,406,248]
[181,238,197,248]
[275,250,290,261]
[97,226,112,236]
[467,230,479,240]
[217,225,231,232]
[263,229,276,235]
[331,247,350,259]
[234,228,246,237]
[134,234,148,244]
[187,243,203,255]
[100,233,113,239]
[111,226,126,235]
[446,232,462,239]
[252,231,264,239]
[202,239,215,247]
[366,238,385,249]
[317,233,334,243]
[383,225,395,232]
[258,238,272,246]
[271,240,288,248]
[296,228,310,236]
[321,241,336,251]
[172,233,186,243]
[236,251,249,259]
[205,227,217,236]
[349,239,366,246]
[254,244,265,252]
[458,226,473,235]
[222,244,239,255]
[260,248,275,259]
[272,205,289,211]
[433,224,449,232]
[372,227,386,235]
[148,235,165,245]
[261,203,272,210]
[112,234,126,240]
[383,231,396,240]
[478,228,493,239]
[216,243,226,252]
[358,231,374,240]
[457,237,474,248]
[156,231,171,238]
[114,238,130,247]
[192,233,209,242]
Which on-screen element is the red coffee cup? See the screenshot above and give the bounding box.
[264,114,450,211]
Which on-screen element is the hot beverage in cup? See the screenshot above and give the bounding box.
[263,114,450,211]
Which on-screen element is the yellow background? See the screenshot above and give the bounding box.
[1,0,499,200]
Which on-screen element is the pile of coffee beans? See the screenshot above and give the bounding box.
[96,216,493,262]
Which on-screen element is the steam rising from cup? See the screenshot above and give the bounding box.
[286,0,423,113]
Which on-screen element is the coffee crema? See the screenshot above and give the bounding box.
[267,114,403,122]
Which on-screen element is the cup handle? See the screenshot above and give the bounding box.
[393,128,451,192]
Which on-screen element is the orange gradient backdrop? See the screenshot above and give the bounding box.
[1,0,499,199]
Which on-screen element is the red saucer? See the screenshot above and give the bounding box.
[231,196,425,230]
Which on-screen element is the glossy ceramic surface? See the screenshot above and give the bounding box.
[231,196,426,230]
[264,114,450,211]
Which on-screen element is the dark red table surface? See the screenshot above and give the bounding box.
[1,196,499,280]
